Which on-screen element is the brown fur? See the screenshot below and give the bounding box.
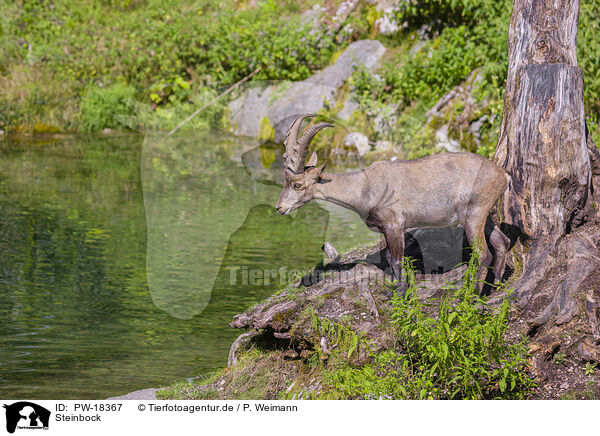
[276,117,509,292]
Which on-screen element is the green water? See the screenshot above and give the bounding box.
[0,133,379,399]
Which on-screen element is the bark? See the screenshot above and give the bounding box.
[228,331,260,367]
[495,0,591,240]
[494,0,600,334]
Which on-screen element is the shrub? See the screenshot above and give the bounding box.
[317,253,536,400]
[78,84,136,132]
[1,0,348,133]
[389,255,536,399]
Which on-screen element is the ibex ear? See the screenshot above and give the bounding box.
[306,152,318,168]
[307,161,327,179]
[317,161,327,175]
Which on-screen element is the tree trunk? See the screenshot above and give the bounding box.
[494,0,600,336]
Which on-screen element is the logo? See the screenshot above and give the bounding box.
[3,402,50,434]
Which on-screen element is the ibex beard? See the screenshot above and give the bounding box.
[276,114,511,294]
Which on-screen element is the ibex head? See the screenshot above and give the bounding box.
[275,114,333,215]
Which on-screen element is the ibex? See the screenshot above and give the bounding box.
[275,114,511,292]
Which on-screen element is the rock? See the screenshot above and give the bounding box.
[322,242,340,263]
[417,22,437,41]
[300,4,327,31]
[343,132,370,156]
[229,85,276,139]
[373,3,401,36]
[586,291,599,338]
[228,39,386,141]
[334,0,360,21]
[578,340,600,364]
[469,114,488,139]
[372,103,398,138]
[409,39,428,55]
[434,124,460,152]
[338,97,397,140]
[367,0,399,10]
[337,98,360,120]
[375,140,394,151]
[266,81,338,142]
[107,388,159,400]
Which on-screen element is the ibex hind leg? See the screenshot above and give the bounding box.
[489,224,510,284]
[464,216,493,295]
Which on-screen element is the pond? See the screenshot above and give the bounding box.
[0,133,379,399]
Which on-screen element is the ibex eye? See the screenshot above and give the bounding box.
[294,183,302,190]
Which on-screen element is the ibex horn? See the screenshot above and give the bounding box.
[284,115,334,173]
[298,122,334,153]
[284,114,315,172]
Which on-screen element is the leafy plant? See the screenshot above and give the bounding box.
[584,362,597,376]
[78,84,136,132]
[390,255,536,399]
[0,0,346,133]
[310,253,536,400]
[554,352,567,366]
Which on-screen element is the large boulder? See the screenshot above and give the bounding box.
[228,39,386,142]
[342,132,371,156]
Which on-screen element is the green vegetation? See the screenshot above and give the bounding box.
[305,255,535,400]
[3,0,598,149]
[352,0,600,154]
[584,362,597,376]
[157,346,301,400]
[79,83,136,132]
[554,352,567,366]
[158,252,536,400]
[1,0,343,133]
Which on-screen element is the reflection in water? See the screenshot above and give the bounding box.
[206,202,329,316]
[0,134,378,399]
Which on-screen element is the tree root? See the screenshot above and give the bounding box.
[514,223,600,330]
[228,331,260,367]
[507,221,600,370]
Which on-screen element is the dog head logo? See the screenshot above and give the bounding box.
[3,402,50,434]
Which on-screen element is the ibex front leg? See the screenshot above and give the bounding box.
[382,219,407,295]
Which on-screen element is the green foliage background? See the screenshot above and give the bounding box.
[1,0,599,144]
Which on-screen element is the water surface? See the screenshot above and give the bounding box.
[0,134,378,399]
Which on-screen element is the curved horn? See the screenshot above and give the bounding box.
[283,114,315,172]
[297,122,334,156]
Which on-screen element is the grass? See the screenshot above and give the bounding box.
[157,346,302,400]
